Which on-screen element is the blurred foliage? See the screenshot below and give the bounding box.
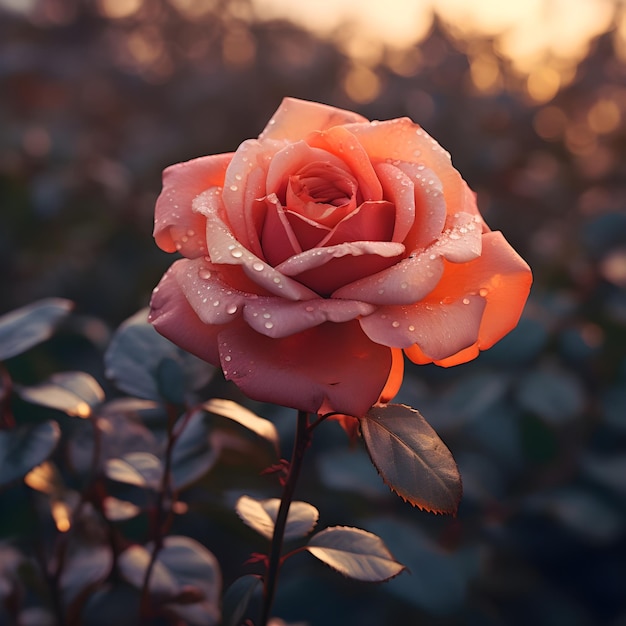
[1,0,626,624]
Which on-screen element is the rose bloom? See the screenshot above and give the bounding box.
[149,98,532,418]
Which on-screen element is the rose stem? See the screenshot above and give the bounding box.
[259,410,310,626]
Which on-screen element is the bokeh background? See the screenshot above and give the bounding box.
[1,0,626,624]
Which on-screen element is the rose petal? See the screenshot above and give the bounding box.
[402,231,532,366]
[379,348,404,403]
[193,190,316,300]
[396,162,449,249]
[222,138,284,258]
[276,241,404,295]
[374,162,417,244]
[149,262,221,365]
[243,297,375,338]
[154,153,233,257]
[285,211,331,251]
[405,343,480,367]
[359,295,486,358]
[261,194,302,266]
[259,97,368,142]
[332,249,444,305]
[320,201,395,247]
[307,126,383,202]
[265,141,351,202]
[171,258,248,326]
[425,230,532,351]
[217,321,393,417]
[348,118,466,219]
[435,211,483,263]
[331,211,482,305]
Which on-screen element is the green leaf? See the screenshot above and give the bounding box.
[235,495,319,541]
[222,575,262,626]
[359,404,462,514]
[118,544,180,600]
[0,421,61,487]
[0,298,73,361]
[306,526,405,582]
[18,371,105,418]
[105,452,163,490]
[104,309,212,401]
[202,399,279,454]
[120,537,221,625]
[170,401,279,490]
[60,546,113,609]
[102,496,142,521]
[153,536,221,625]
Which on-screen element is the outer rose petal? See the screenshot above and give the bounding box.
[402,231,532,366]
[154,153,233,257]
[359,295,486,357]
[149,264,221,365]
[424,230,532,352]
[217,320,393,417]
[259,97,368,142]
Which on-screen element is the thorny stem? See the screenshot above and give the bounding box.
[258,410,311,626]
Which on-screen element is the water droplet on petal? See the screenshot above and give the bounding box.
[231,249,243,258]
[252,261,264,271]
[305,306,314,312]
[230,185,238,191]
[224,355,232,362]
[479,288,489,297]
[213,300,220,307]
[462,298,470,305]
[400,282,408,289]
[264,321,274,329]
[198,268,212,280]
[391,321,400,328]
[272,276,281,284]
[408,324,415,331]
[263,312,271,319]
[226,304,238,314]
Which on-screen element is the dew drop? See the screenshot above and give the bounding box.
[231,249,243,258]
[263,312,271,319]
[187,229,195,237]
[408,324,415,331]
[264,321,274,330]
[391,321,400,328]
[213,300,220,307]
[252,261,264,271]
[226,304,238,314]
[305,306,314,312]
[198,268,212,280]
[272,276,281,284]
[230,184,238,191]
[462,298,470,305]
[175,242,182,251]
[400,282,408,289]
[479,288,489,297]
[224,355,232,362]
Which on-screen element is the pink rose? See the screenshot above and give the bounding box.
[149,98,532,417]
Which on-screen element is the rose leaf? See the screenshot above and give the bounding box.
[359,404,462,514]
[305,526,406,582]
[235,495,319,541]
[0,298,73,361]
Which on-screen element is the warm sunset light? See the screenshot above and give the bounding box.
[252,0,617,84]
